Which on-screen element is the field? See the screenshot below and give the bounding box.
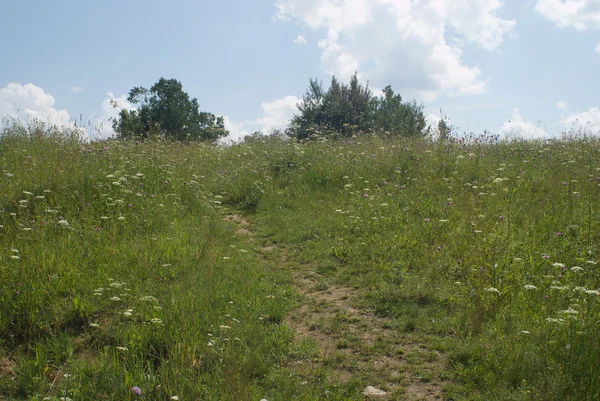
[0,126,599,400]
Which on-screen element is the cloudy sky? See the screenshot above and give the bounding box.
[1,0,599,141]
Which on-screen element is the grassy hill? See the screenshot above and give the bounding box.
[1,127,599,400]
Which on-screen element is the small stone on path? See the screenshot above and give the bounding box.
[363,386,387,396]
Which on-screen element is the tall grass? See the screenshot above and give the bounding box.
[1,121,599,400]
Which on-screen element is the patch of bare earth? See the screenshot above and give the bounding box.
[224,214,253,235]
[224,213,450,400]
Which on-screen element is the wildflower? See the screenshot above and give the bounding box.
[524,285,537,291]
[123,310,133,317]
[513,258,523,262]
[150,318,164,325]
[116,346,129,352]
[586,260,597,265]
[570,266,584,272]
[131,386,142,396]
[585,289,600,295]
[89,323,100,328]
[499,215,505,220]
[118,216,125,221]
[485,287,500,294]
[110,297,122,302]
[424,218,430,223]
[170,397,179,400]
[10,255,20,260]
[22,191,33,196]
[58,220,69,226]
[561,308,579,315]
[521,330,530,334]
[542,254,550,259]
[219,325,231,329]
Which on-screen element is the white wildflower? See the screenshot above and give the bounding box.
[524,285,537,291]
[561,308,579,315]
[553,263,565,268]
[485,287,500,294]
[570,266,584,272]
[115,346,128,352]
[110,297,122,301]
[58,220,69,226]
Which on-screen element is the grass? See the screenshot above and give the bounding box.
[1,123,599,400]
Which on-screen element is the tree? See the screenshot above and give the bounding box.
[112,78,227,141]
[289,73,426,140]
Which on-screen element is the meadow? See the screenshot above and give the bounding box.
[0,124,599,400]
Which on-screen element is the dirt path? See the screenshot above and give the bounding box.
[225,213,450,400]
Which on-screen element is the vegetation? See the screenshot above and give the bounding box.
[112,78,227,142]
[289,73,427,140]
[1,120,599,400]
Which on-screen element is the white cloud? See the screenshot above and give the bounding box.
[535,0,600,30]
[293,34,308,44]
[223,95,300,143]
[255,95,299,131]
[425,114,452,139]
[88,92,136,139]
[275,0,515,101]
[498,108,549,139]
[556,100,570,111]
[596,43,600,53]
[71,86,84,93]
[223,116,250,143]
[562,107,600,134]
[0,82,73,127]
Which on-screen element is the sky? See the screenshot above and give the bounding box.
[1,0,599,141]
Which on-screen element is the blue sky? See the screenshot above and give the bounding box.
[1,0,599,141]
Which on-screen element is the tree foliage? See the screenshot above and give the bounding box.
[289,73,426,140]
[112,78,227,141]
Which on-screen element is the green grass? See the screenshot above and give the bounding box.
[1,124,599,400]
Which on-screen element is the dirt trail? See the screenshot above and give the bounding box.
[225,213,449,400]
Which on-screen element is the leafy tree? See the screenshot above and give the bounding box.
[289,73,426,140]
[437,118,452,141]
[112,78,227,141]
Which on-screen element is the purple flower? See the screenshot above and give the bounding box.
[424,218,430,223]
[542,253,550,259]
[556,232,564,237]
[363,193,369,198]
[131,387,142,396]
[499,215,505,220]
